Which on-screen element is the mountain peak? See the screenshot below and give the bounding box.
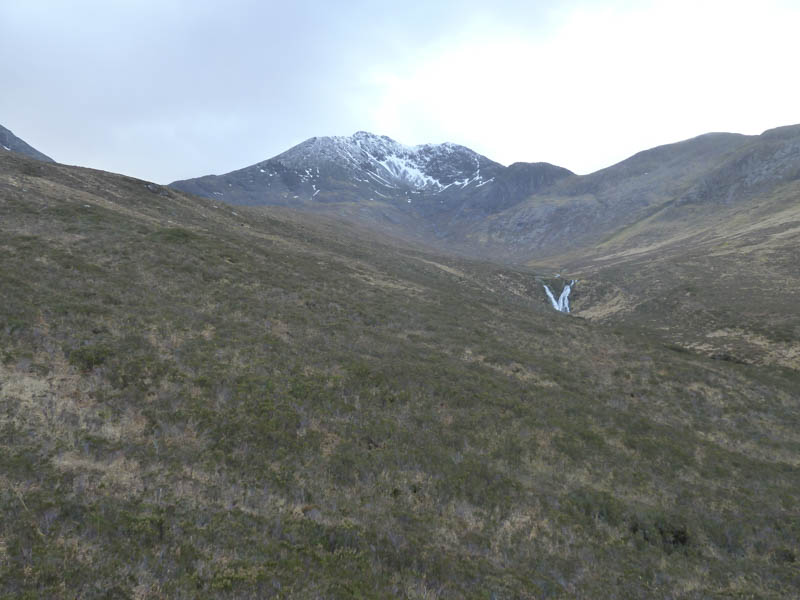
[267,131,500,192]
[351,130,384,140]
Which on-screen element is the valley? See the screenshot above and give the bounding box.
[1,125,799,598]
[174,125,800,371]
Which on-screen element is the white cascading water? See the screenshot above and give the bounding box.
[543,280,576,313]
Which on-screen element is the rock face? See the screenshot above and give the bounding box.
[170,131,573,239]
[0,124,54,163]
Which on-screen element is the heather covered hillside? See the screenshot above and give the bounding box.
[2,152,800,598]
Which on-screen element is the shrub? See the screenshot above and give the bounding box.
[68,344,112,371]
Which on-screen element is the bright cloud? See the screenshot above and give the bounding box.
[365,0,800,172]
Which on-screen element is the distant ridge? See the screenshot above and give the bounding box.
[0,124,54,163]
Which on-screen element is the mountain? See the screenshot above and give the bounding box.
[0,123,54,163]
[171,126,800,266]
[170,131,573,241]
[170,125,800,369]
[4,149,800,597]
[468,125,800,372]
[470,126,800,261]
[548,129,800,370]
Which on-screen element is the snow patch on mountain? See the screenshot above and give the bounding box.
[376,153,442,189]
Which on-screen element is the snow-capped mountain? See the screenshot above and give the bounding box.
[170,132,572,236]
[271,131,499,192]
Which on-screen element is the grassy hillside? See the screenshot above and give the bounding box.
[2,153,800,598]
[550,177,800,371]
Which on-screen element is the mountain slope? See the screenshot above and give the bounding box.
[554,179,800,371]
[465,132,750,258]
[0,123,54,163]
[468,126,800,261]
[500,126,800,370]
[3,150,800,598]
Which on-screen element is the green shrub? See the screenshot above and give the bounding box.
[68,343,112,371]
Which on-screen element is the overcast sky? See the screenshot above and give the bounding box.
[2,0,799,183]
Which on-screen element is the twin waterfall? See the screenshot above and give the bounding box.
[543,279,576,313]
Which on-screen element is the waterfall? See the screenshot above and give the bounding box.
[543,280,575,313]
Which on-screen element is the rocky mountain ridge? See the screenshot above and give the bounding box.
[0,124,54,163]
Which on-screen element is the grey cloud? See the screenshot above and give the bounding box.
[0,1,586,181]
